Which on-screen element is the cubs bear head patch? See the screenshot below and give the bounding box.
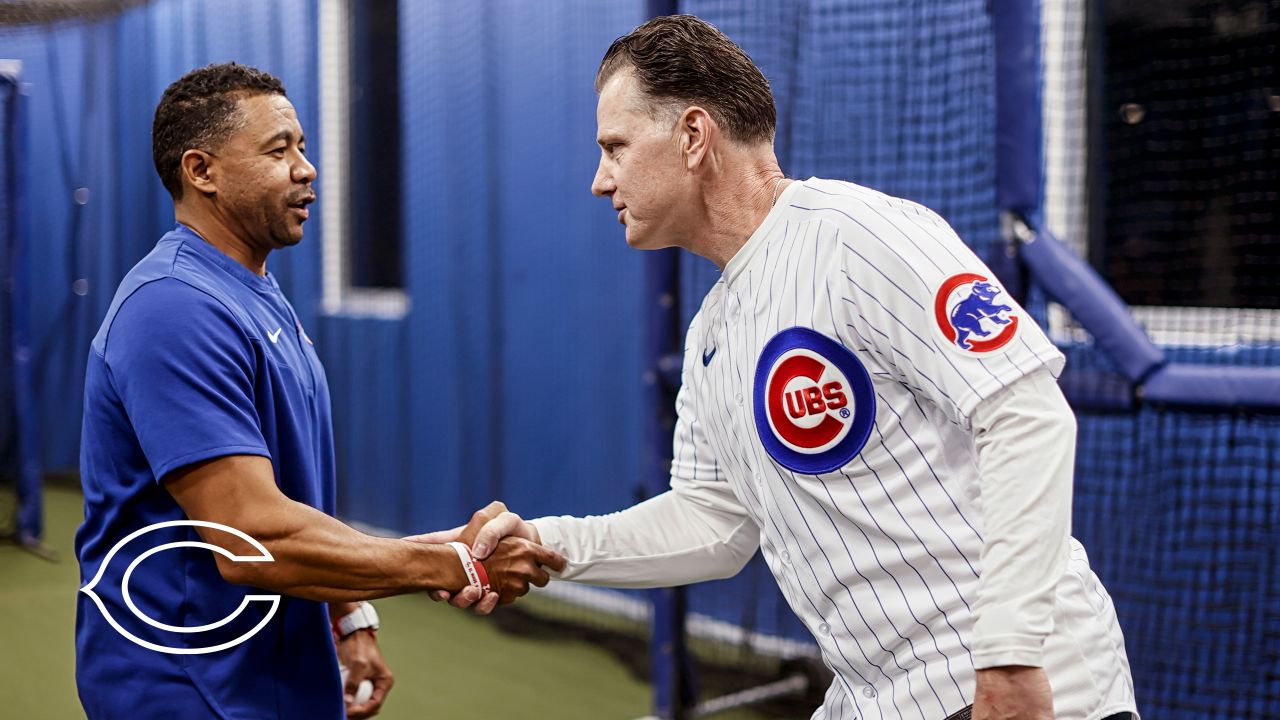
[932,273,1020,353]
[753,327,875,475]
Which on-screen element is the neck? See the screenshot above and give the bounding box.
[174,200,269,275]
[686,152,788,271]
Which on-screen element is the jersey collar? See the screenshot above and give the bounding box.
[172,223,278,293]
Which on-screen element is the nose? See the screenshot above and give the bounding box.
[294,153,317,184]
[591,160,614,198]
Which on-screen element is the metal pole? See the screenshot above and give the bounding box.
[2,64,50,559]
[641,246,686,719]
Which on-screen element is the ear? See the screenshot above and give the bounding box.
[677,105,718,172]
[179,149,218,196]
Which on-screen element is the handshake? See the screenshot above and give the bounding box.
[405,501,564,615]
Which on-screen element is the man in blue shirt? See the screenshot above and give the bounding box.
[75,62,563,720]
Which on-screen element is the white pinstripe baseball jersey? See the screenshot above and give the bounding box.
[675,178,1136,719]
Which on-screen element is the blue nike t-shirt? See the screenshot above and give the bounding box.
[75,224,343,719]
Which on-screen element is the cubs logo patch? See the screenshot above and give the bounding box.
[753,327,875,475]
[933,273,1019,352]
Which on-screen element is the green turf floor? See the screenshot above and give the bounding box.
[0,484,777,719]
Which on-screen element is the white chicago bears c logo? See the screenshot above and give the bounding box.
[933,272,1020,352]
[80,520,279,655]
[753,328,875,474]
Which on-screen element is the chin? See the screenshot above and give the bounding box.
[625,233,671,252]
[275,229,305,248]
[623,226,662,251]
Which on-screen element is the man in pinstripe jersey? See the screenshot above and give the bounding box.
[432,15,1138,720]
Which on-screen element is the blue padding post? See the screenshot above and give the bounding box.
[991,0,1043,217]
[1019,228,1166,382]
[989,0,1043,300]
[3,69,42,543]
[1140,364,1280,410]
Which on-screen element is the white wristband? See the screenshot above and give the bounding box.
[447,541,491,595]
[334,601,379,638]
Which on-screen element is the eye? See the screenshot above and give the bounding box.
[269,146,286,157]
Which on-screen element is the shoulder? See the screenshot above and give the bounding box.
[789,179,975,286]
[787,178,952,238]
[101,277,251,360]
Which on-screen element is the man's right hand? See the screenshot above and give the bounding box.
[972,666,1054,720]
[404,501,562,614]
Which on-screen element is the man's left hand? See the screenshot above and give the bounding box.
[337,629,394,719]
[972,666,1054,720]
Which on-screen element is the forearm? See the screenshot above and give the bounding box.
[330,601,360,619]
[971,368,1075,668]
[224,499,467,602]
[530,489,759,588]
[166,455,471,603]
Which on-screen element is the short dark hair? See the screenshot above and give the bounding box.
[596,15,775,145]
[152,62,287,199]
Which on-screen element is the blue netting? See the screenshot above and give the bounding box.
[1071,407,1280,718]
[1025,299,1280,720]
[679,0,1002,327]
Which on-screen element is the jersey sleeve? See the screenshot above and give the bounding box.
[836,205,1064,426]
[102,278,269,481]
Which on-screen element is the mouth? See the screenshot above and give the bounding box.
[616,207,626,225]
[287,193,316,221]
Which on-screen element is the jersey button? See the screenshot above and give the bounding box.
[817,622,830,636]
[780,550,791,563]
[735,393,744,405]
[861,685,876,699]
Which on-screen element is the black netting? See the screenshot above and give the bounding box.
[1102,1,1280,311]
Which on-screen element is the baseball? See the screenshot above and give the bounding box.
[354,679,374,705]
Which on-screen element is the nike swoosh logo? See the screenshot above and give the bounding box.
[702,347,716,366]
[268,328,283,344]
